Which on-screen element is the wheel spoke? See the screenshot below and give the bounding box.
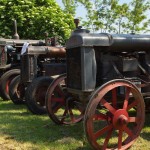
[73,101,84,113]
[102,129,113,150]
[123,126,134,137]
[129,117,138,123]
[68,108,76,122]
[112,88,117,108]
[118,129,123,149]
[94,124,113,139]
[51,96,64,103]
[55,85,65,97]
[101,98,116,114]
[60,109,68,123]
[92,113,107,121]
[123,87,130,110]
[127,99,138,110]
[52,103,64,113]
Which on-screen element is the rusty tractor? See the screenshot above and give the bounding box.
[45,20,150,149]
[0,20,45,100]
[0,37,44,100]
[9,39,66,114]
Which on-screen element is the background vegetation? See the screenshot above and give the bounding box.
[62,0,150,33]
[0,0,149,42]
[0,0,75,42]
[0,0,150,149]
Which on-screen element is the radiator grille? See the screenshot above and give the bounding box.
[67,48,82,90]
[21,55,37,83]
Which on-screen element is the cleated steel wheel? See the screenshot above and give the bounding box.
[46,74,84,125]
[84,79,145,150]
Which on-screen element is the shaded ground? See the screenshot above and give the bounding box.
[0,99,150,150]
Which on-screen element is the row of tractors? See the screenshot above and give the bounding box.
[0,20,66,115]
[1,19,150,149]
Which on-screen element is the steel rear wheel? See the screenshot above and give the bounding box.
[84,79,145,150]
[46,74,84,125]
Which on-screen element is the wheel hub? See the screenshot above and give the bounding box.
[113,109,129,130]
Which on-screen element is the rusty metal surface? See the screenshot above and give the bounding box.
[25,46,66,57]
[0,39,44,46]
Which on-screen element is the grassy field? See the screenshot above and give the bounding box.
[0,98,150,150]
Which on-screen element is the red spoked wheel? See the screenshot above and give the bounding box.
[46,74,84,125]
[84,79,145,150]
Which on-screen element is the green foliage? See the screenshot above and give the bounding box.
[66,0,150,34]
[62,0,77,16]
[0,0,75,42]
[126,0,150,33]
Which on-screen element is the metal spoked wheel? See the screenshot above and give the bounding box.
[46,74,84,125]
[84,79,145,150]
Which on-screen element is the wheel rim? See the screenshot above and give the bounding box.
[84,79,145,150]
[46,74,84,125]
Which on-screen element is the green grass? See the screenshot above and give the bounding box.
[0,98,150,150]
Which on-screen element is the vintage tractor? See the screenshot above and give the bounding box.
[0,39,44,99]
[9,40,66,115]
[0,38,44,100]
[0,20,45,100]
[45,21,150,149]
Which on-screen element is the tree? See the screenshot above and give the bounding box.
[62,0,150,34]
[0,0,75,42]
[77,0,121,33]
[62,0,77,16]
[126,0,150,33]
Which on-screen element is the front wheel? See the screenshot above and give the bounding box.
[46,74,84,125]
[9,75,25,104]
[0,69,20,100]
[84,79,145,150]
[25,76,54,115]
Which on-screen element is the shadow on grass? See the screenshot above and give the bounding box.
[140,113,150,141]
[0,100,150,149]
[0,100,91,149]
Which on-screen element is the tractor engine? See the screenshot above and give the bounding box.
[66,28,150,94]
